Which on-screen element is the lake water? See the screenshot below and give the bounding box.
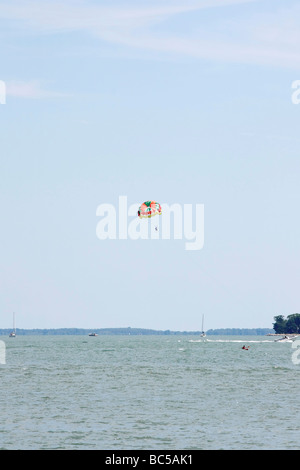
[0,335,299,450]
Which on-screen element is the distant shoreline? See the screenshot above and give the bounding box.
[0,327,274,336]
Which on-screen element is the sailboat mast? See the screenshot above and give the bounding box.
[9,312,16,337]
[200,314,206,338]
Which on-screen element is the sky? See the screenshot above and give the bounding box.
[1,0,300,331]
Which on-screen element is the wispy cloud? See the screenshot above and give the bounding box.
[6,80,69,99]
[0,0,300,69]
[0,0,257,34]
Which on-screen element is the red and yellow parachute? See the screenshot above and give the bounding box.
[137,201,162,219]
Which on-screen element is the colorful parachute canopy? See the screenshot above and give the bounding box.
[138,201,162,218]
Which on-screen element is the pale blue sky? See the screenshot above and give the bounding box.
[1,0,300,330]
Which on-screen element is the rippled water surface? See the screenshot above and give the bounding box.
[0,335,299,449]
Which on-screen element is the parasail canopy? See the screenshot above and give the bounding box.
[137,200,162,218]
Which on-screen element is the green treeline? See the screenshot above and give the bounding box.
[273,313,300,334]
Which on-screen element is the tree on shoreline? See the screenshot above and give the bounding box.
[273,314,300,334]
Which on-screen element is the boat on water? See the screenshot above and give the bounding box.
[88,332,98,337]
[200,315,206,339]
[266,333,299,343]
[274,335,294,343]
[9,312,16,337]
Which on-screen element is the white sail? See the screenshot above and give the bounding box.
[200,314,206,337]
[9,312,16,337]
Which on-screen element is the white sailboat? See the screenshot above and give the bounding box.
[9,312,16,337]
[200,315,206,338]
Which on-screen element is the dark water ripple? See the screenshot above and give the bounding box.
[0,335,299,449]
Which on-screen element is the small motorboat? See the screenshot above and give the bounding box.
[88,332,98,337]
[275,335,293,343]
